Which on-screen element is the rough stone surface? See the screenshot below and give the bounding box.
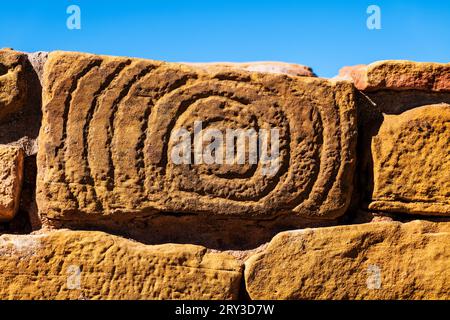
[0,229,242,299]
[0,49,28,119]
[185,61,316,77]
[338,60,450,92]
[340,61,450,218]
[26,51,48,83]
[245,220,450,300]
[37,51,356,227]
[0,49,448,300]
[0,145,24,221]
[0,49,42,151]
[369,104,450,216]
[0,49,42,233]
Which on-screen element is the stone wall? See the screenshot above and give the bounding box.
[0,48,448,299]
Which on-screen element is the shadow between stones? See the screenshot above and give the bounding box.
[47,214,337,251]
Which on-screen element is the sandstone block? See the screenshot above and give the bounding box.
[0,49,28,119]
[338,60,450,92]
[0,145,24,221]
[0,230,242,299]
[245,220,450,300]
[338,61,450,117]
[337,61,450,218]
[369,104,450,216]
[37,51,357,225]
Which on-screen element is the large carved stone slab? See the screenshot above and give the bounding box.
[245,220,450,300]
[0,230,242,299]
[37,51,356,226]
[369,104,450,216]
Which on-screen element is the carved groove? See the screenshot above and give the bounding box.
[107,65,155,191]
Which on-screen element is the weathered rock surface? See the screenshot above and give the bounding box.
[185,61,316,77]
[245,220,450,300]
[0,145,24,221]
[338,60,450,92]
[37,51,356,227]
[0,49,28,119]
[339,61,450,218]
[0,49,42,150]
[26,51,48,83]
[0,50,448,301]
[0,229,242,299]
[0,49,42,233]
[369,104,450,216]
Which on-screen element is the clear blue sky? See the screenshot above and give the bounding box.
[1,0,449,77]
